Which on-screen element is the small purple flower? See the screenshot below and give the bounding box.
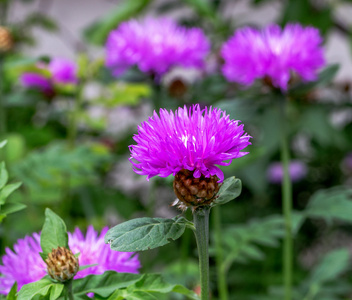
[267,160,308,184]
[0,226,140,294]
[20,58,77,93]
[105,18,210,77]
[129,104,251,182]
[48,58,78,84]
[221,24,325,90]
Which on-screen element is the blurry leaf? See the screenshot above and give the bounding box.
[305,187,352,223]
[0,202,26,216]
[24,13,58,31]
[17,278,55,300]
[0,182,22,204]
[40,208,69,258]
[0,140,7,148]
[290,64,339,96]
[218,215,284,270]
[212,177,242,207]
[181,0,215,18]
[0,162,8,190]
[2,134,26,163]
[216,97,258,123]
[105,217,189,252]
[6,282,17,300]
[308,249,349,285]
[83,0,152,45]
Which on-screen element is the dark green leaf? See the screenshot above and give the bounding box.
[40,208,69,258]
[6,282,17,300]
[0,202,26,215]
[105,217,187,252]
[212,177,242,206]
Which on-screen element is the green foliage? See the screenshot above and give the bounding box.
[17,278,64,300]
[6,282,17,300]
[12,142,111,204]
[215,216,284,272]
[105,216,193,252]
[72,272,199,300]
[212,177,242,207]
[40,208,69,259]
[304,187,352,224]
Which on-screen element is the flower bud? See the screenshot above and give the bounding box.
[0,27,14,52]
[45,246,79,282]
[173,169,219,209]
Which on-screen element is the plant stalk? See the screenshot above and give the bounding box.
[0,55,7,137]
[193,206,211,300]
[280,98,293,300]
[212,205,228,300]
[64,280,74,300]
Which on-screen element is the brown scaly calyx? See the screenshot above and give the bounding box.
[45,246,79,282]
[0,27,14,53]
[173,169,220,210]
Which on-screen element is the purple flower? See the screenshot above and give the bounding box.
[267,160,308,184]
[0,226,140,294]
[20,58,77,93]
[221,24,325,90]
[129,104,251,182]
[105,18,210,77]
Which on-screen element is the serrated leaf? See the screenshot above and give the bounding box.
[40,208,68,258]
[17,278,53,300]
[105,217,187,252]
[212,177,242,206]
[0,162,9,189]
[7,282,17,300]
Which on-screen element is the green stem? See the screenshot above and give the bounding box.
[64,280,74,300]
[212,205,228,300]
[279,98,293,300]
[193,206,210,300]
[67,85,84,149]
[0,55,7,137]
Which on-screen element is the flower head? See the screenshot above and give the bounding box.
[221,24,325,90]
[20,58,77,94]
[0,226,140,294]
[129,104,251,182]
[105,18,210,77]
[267,160,308,184]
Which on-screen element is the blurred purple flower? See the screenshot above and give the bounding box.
[129,104,251,182]
[221,24,325,90]
[267,160,308,184]
[20,58,77,93]
[105,18,210,77]
[341,152,352,175]
[0,226,140,294]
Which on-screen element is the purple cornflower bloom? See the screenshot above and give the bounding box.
[221,24,325,90]
[20,58,77,93]
[267,160,308,184]
[129,104,251,182]
[105,18,210,77]
[0,226,140,294]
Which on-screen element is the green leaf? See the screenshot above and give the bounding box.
[308,249,350,285]
[0,202,26,215]
[83,0,152,45]
[49,283,64,300]
[212,177,242,207]
[105,217,187,252]
[40,208,69,258]
[305,187,352,223]
[0,162,9,189]
[0,182,22,204]
[73,271,142,297]
[17,278,54,300]
[181,0,215,18]
[7,282,17,300]
[0,140,7,148]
